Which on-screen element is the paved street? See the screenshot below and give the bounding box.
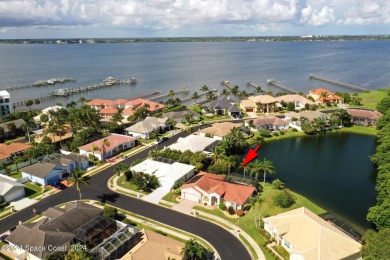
[0,125,251,260]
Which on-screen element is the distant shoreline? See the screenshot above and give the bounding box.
[1,35,390,44]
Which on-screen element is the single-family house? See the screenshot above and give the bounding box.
[34,124,73,144]
[99,106,119,118]
[196,122,241,140]
[0,142,32,165]
[275,94,315,110]
[7,201,141,260]
[0,119,26,137]
[122,98,165,118]
[202,96,242,117]
[162,110,201,123]
[125,117,171,139]
[86,98,128,110]
[263,207,361,260]
[130,158,195,189]
[308,88,343,105]
[121,229,185,260]
[0,175,25,203]
[285,111,327,126]
[240,95,278,113]
[33,105,65,123]
[79,133,136,161]
[180,172,256,211]
[21,153,87,186]
[347,109,383,126]
[168,134,219,153]
[0,90,11,116]
[247,116,289,131]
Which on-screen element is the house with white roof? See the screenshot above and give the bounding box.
[125,117,171,139]
[0,175,25,203]
[33,105,65,123]
[263,207,361,260]
[168,135,218,154]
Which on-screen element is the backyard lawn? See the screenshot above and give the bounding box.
[117,176,149,195]
[355,89,388,110]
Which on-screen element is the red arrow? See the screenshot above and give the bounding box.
[242,145,260,167]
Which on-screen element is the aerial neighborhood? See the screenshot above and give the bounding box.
[0,81,388,260]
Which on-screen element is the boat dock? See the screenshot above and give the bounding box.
[129,91,160,100]
[0,77,76,91]
[267,79,296,93]
[148,87,190,101]
[246,81,266,93]
[309,74,368,92]
[13,94,55,107]
[221,80,234,90]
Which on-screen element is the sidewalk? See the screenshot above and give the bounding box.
[109,176,266,260]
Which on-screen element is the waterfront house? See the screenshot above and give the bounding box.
[0,90,11,116]
[275,94,315,110]
[99,106,119,118]
[263,207,361,260]
[0,119,26,137]
[86,98,128,110]
[347,108,383,126]
[7,201,141,260]
[34,124,73,144]
[78,133,136,161]
[33,105,65,123]
[168,134,219,153]
[122,98,165,117]
[308,88,343,105]
[125,117,171,139]
[121,229,185,260]
[162,110,201,123]
[247,116,289,131]
[0,142,32,165]
[202,96,242,117]
[196,122,241,140]
[0,175,25,203]
[285,111,327,126]
[180,172,256,211]
[240,95,278,113]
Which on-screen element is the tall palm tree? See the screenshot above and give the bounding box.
[148,148,161,158]
[191,92,200,104]
[69,168,90,201]
[247,160,263,180]
[221,89,230,96]
[78,97,86,105]
[6,122,16,137]
[231,85,239,97]
[211,146,226,166]
[225,155,237,174]
[200,85,209,92]
[258,158,275,184]
[206,91,216,101]
[230,127,247,150]
[100,138,111,162]
[168,89,175,97]
[114,163,129,183]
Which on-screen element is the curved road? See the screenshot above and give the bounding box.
[0,122,251,260]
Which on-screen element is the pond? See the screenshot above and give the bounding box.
[249,132,377,230]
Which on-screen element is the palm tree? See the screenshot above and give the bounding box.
[181,239,208,260]
[69,168,90,201]
[78,97,86,105]
[247,160,263,180]
[200,85,209,92]
[6,122,16,137]
[256,86,262,94]
[168,89,175,97]
[230,127,247,150]
[66,101,77,108]
[100,138,111,162]
[148,148,161,158]
[221,89,230,96]
[258,158,275,184]
[191,92,200,104]
[231,85,239,97]
[211,146,226,166]
[206,91,216,101]
[225,155,237,174]
[244,196,258,228]
[91,144,100,162]
[114,163,129,183]
[13,155,24,171]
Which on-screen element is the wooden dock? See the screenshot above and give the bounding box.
[309,74,368,92]
[246,81,266,93]
[129,91,160,100]
[0,77,76,91]
[267,79,296,93]
[148,87,190,101]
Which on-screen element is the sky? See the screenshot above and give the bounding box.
[0,0,389,39]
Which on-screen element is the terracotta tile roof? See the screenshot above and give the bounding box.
[347,109,383,119]
[78,133,135,155]
[0,142,32,159]
[181,172,255,205]
[99,107,118,114]
[121,107,136,115]
[251,116,289,126]
[86,99,128,106]
[309,88,334,95]
[125,98,164,112]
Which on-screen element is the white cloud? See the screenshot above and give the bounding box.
[300,5,335,26]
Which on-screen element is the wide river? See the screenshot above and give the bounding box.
[0,40,389,109]
[254,132,377,230]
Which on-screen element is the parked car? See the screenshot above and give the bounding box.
[50,182,66,190]
[155,137,168,145]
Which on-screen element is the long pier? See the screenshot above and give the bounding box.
[148,87,190,101]
[13,94,55,107]
[246,81,266,93]
[0,77,76,91]
[129,91,160,100]
[309,74,368,92]
[267,79,296,93]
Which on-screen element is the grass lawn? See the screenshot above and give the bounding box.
[336,125,378,136]
[187,104,202,114]
[248,129,306,146]
[273,245,290,259]
[354,89,388,110]
[9,171,22,179]
[162,191,179,204]
[24,183,43,199]
[203,115,230,122]
[117,176,149,195]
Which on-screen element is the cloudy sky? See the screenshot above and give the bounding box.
[0,0,389,38]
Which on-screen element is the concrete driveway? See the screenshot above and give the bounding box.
[172,199,197,215]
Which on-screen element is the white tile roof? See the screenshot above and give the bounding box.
[168,135,218,153]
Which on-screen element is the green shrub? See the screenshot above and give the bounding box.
[219,203,227,211]
[272,179,285,190]
[258,128,272,138]
[272,132,279,137]
[236,209,245,217]
[102,205,118,219]
[122,218,137,226]
[279,131,285,135]
[292,128,298,132]
[274,190,295,208]
[34,182,42,186]
[228,206,236,215]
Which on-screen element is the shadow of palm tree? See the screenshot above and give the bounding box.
[97,192,120,203]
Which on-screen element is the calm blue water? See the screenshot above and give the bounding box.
[0,40,389,109]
